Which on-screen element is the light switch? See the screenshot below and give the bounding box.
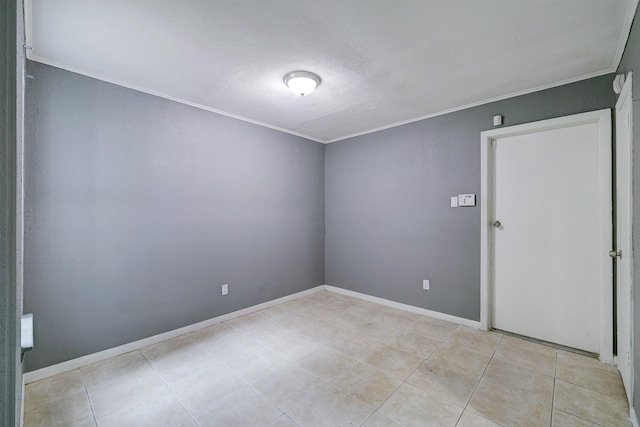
[458,194,476,207]
[450,196,459,208]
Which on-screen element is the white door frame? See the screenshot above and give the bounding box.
[615,72,634,403]
[480,109,613,363]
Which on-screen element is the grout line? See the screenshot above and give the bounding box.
[454,334,505,427]
[139,348,201,426]
[78,368,99,427]
[549,351,558,427]
[553,408,608,427]
[466,334,502,409]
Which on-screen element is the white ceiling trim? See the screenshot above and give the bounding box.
[24,52,325,144]
[325,67,616,144]
[23,0,638,145]
[612,0,640,70]
[23,50,620,145]
[329,0,638,145]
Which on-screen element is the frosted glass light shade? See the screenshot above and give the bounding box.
[283,71,321,97]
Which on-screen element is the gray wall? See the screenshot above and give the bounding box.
[617,7,640,420]
[1,0,20,425]
[24,62,325,371]
[325,76,616,321]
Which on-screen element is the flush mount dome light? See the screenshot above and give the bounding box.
[283,71,321,97]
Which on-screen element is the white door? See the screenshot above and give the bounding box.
[615,73,633,403]
[481,110,613,361]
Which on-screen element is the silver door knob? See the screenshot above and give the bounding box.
[492,220,501,228]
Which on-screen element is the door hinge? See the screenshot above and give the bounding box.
[609,250,622,258]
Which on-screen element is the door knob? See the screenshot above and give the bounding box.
[492,220,501,228]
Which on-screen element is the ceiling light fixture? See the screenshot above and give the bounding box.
[283,71,321,97]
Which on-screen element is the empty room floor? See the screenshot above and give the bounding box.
[23,290,630,427]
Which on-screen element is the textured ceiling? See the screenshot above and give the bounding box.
[25,0,637,143]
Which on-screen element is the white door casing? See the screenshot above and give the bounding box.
[480,109,613,363]
[615,72,634,403]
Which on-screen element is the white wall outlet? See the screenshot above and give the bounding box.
[423,279,430,290]
[450,196,458,208]
[221,284,229,295]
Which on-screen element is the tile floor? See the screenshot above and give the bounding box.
[24,290,631,427]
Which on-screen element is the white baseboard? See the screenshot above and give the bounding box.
[631,407,639,427]
[25,284,480,384]
[23,286,324,384]
[324,285,480,328]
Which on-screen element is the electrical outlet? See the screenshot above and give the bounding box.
[221,284,229,295]
[423,279,430,290]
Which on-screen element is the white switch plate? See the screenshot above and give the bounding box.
[222,284,229,295]
[458,194,476,207]
[450,197,458,208]
[423,279,430,290]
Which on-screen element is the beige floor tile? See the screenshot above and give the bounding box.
[361,412,403,426]
[330,361,402,408]
[141,334,217,383]
[324,311,370,330]
[382,330,440,358]
[299,320,345,346]
[265,310,320,331]
[23,294,632,427]
[468,369,553,427]
[556,351,626,399]
[24,391,94,427]
[420,315,460,327]
[492,335,556,376]
[328,330,386,361]
[402,317,458,341]
[255,304,298,321]
[87,368,168,420]
[223,312,266,332]
[380,383,463,427]
[303,290,334,304]
[286,384,373,427]
[279,297,318,312]
[270,414,301,426]
[81,351,154,389]
[456,410,503,427]
[372,309,420,329]
[174,419,199,427]
[253,364,326,411]
[345,301,387,319]
[321,293,363,311]
[553,380,630,427]
[354,320,404,342]
[407,343,490,406]
[294,345,357,382]
[194,384,283,427]
[96,389,190,427]
[304,302,349,320]
[190,324,262,361]
[481,359,554,405]
[242,318,301,345]
[445,326,503,355]
[363,343,424,380]
[166,364,245,414]
[552,409,601,426]
[24,369,85,411]
[225,346,291,383]
[265,331,321,361]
